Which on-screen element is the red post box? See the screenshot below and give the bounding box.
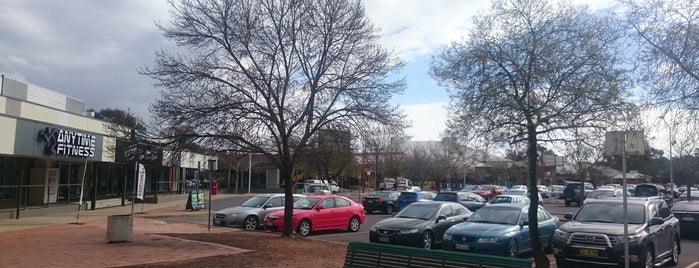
[212,179,219,195]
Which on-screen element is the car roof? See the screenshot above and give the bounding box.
[583,196,660,204]
[481,203,529,209]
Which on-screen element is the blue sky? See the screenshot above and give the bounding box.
[0,0,618,142]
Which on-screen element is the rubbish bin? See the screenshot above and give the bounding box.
[106,214,133,242]
[212,179,219,195]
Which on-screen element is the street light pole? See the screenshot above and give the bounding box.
[660,116,674,205]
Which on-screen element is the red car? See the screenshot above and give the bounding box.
[263,195,365,236]
[471,185,505,200]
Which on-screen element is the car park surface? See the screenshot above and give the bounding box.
[369,201,471,249]
[442,203,559,257]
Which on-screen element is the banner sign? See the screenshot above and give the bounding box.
[136,164,146,200]
[185,190,206,210]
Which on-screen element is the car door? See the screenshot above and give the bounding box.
[314,197,336,229]
[432,205,456,243]
[646,201,667,257]
[333,197,353,228]
[655,201,674,258]
[536,208,556,248]
[517,207,532,251]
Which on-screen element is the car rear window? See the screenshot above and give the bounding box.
[434,193,457,202]
[398,192,417,200]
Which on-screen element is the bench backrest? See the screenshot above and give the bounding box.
[344,241,532,268]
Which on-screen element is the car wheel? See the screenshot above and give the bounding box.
[297,219,312,236]
[635,249,654,268]
[564,200,571,207]
[668,237,680,266]
[506,239,519,257]
[243,216,258,231]
[348,216,361,232]
[555,257,570,267]
[422,231,433,249]
[386,205,394,214]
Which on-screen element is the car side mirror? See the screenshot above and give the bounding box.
[649,217,664,226]
[436,215,447,223]
[564,213,573,221]
[263,204,272,209]
[316,205,326,211]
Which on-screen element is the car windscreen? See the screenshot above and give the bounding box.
[477,185,493,191]
[293,197,321,209]
[394,203,438,220]
[467,206,521,225]
[575,203,645,224]
[240,196,270,207]
[490,196,513,204]
[672,202,699,211]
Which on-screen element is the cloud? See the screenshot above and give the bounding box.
[402,102,448,141]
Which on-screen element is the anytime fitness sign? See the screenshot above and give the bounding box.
[40,127,96,157]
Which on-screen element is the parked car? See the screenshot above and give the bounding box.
[362,191,400,214]
[394,191,436,212]
[369,201,471,249]
[302,183,331,195]
[549,185,564,199]
[442,203,559,257]
[510,185,527,191]
[671,200,699,236]
[472,185,506,201]
[504,189,543,206]
[459,184,478,192]
[263,195,365,236]
[213,193,304,230]
[678,191,699,201]
[433,191,487,212]
[583,188,627,204]
[563,181,594,206]
[487,195,530,205]
[553,197,680,267]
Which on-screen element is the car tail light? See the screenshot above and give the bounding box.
[377,199,383,204]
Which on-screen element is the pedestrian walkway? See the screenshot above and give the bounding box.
[0,193,249,268]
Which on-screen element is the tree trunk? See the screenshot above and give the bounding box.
[528,126,549,268]
[281,163,295,237]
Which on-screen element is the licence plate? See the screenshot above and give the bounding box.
[455,244,469,250]
[379,237,390,243]
[266,222,274,227]
[580,248,598,257]
[683,217,694,221]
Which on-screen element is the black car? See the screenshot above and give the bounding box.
[672,200,699,237]
[369,201,471,249]
[433,191,486,212]
[553,197,680,267]
[362,191,400,214]
[563,182,594,206]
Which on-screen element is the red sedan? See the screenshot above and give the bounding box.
[263,195,365,236]
[472,185,505,200]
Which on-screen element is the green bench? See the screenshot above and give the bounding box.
[343,241,533,268]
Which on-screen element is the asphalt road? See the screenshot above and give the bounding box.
[163,194,699,268]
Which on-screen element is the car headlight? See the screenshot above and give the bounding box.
[267,215,279,221]
[617,233,643,243]
[370,225,378,232]
[443,233,452,240]
[398,229,419,234]
[228,213,240,217]
[477,238,498,243]
[554,229,570,240]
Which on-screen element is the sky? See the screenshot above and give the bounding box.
[0,0,618,142]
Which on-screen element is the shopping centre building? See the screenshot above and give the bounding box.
[0,75,223,217]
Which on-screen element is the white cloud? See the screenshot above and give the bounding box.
[402,102,448,141]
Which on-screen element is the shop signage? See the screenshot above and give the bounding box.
[40,127,96,157]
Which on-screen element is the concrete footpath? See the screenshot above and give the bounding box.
[0,193,249,268]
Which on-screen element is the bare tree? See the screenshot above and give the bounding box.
[623,0,699,109]
[430,0,634,266]
[141,0,406,237]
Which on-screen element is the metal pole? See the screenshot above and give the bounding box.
[628,134,629,268]
[248,153,252,195]
[131,162,137,216]
[208,160,213,231]
[661,116,675,204]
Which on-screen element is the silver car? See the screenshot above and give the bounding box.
[213,194,304,230]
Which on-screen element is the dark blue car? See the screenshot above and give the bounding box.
[394,191,436,212]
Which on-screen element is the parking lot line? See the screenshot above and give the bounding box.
[687,261,699,268]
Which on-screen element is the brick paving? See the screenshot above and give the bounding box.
[0,194,249,268]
